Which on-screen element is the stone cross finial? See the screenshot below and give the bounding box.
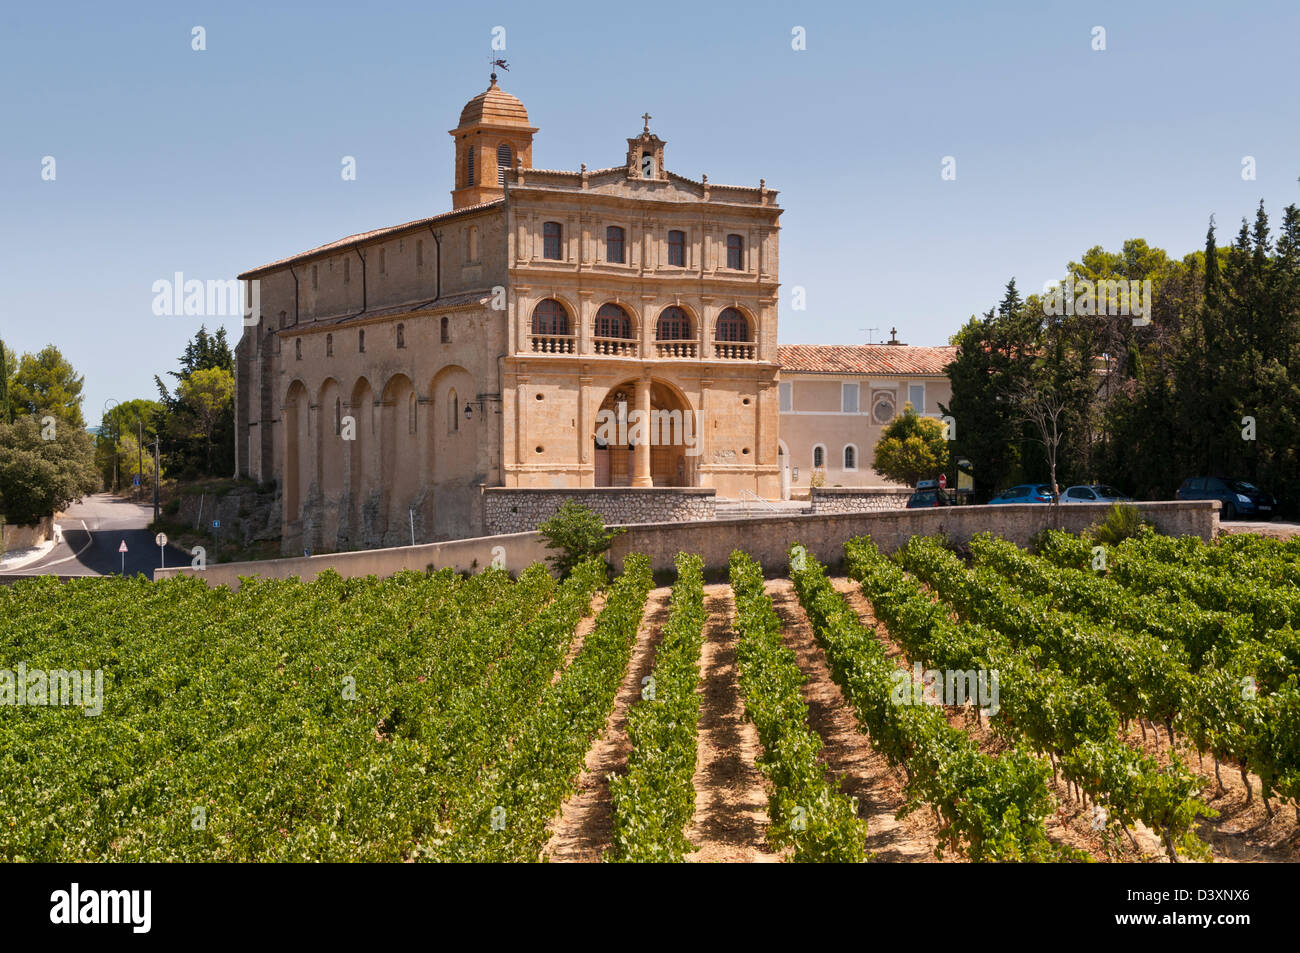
[642,112,651,133]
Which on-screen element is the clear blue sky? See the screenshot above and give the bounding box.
[3,0,1297,422]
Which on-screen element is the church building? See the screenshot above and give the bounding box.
[234,76,783,551]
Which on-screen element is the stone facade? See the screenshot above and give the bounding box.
[808,487,912,513]
[483,487,715,535]
[235,77,781,554]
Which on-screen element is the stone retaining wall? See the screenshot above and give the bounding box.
[1,516,55,552]
[608,501,1218,573]
[483,487,715,535]
[809,487,913,514]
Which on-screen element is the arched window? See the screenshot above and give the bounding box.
[497,144,513,185]
[813,445,825,469]
[440,316,450,343]
[595,303,633,338]
[531,299,569,335]
[334,397,342,435]
[667,230,686,267]
[726,233,744,270]
[716,307,749,342]
[396,323,406,348]
[466,148,475,187]
[295,338,302,360]
[448,388,459,433]
[542,222,563,260]
[606,226,625,264]
[656,306,692,340]
[843,445,857,470]
[326,333,333,357]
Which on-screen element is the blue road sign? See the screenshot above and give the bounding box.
[212,519,221,528]
[133,475,141,487]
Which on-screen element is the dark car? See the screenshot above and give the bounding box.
[907,479,955,508]
[988,484,1056,505]
[1176,477,1276,520]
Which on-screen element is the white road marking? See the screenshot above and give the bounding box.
[12,520,94,573]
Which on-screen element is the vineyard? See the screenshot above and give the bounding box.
[1,528,1297,862]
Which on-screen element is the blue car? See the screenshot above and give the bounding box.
[989,484,1056,504]
[1176,477,1276,520]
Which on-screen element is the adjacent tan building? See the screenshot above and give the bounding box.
[235,77,783,551]
[775,336,955,493]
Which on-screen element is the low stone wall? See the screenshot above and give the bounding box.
[1,516,55,552]
[154,530,551,591]
[169,483,281,548]
[809,487,913,514]
[608,501,1217,573]
[483,487,716,535]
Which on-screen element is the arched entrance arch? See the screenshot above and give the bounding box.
[593,379,698,487]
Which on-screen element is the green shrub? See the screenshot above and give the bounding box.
[538,501,625,578]
[1090,502,1149,547]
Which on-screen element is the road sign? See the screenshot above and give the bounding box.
[133,475,141,487]
[156,532,168,570]
[939,473,947,489]
[118,540,128,553]
[119,538,128,575]
[212,519,220,529]
[155,532,168,547]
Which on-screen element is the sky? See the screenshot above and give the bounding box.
[2,0,1298,422]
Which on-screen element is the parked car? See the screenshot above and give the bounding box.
[1176,477,1276,520]
[1059,484,1133,504]
[907,479,956,508]
[988,484,1056,504]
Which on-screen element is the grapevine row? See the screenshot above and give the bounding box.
[729,551,868,861]
[788,545,1062,861]
[608,552,706,862]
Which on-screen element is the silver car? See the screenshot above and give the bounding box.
[1059,484,1132,504]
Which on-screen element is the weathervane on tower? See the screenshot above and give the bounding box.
[489,57,509,82]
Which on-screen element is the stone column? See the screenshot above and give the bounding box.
[579,370,592,476]
[632,372,652,487]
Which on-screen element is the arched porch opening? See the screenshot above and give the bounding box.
[592,379,698,487]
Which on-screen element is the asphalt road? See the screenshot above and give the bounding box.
[8,493,191,579]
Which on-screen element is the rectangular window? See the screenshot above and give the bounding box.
[344,257,350,284]
[606,226,625,264]
[379,248,386,275]
[668,230,685,267]
[543,222,562,260]
[416,239,424,268]
[726,234,743,270]
[778,381,792,413]
[841,382,859,414]
[908,383,925,413]
[311,264,318,290]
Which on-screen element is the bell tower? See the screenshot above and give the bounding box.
[625,113,667,181]
[449,74,538,209]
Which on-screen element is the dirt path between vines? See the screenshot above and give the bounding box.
[686,585,781,862]
[825,576,1158,862]
[549,593,607,685]
[765,579,942,862]
[542,587,671,862]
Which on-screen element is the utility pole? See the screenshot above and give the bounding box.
[153,433,160,525]
[137,419,144,502]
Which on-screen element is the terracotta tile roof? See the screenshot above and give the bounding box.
[273,290,493,334]
[238,200,505,278]
[778,343,956,376]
